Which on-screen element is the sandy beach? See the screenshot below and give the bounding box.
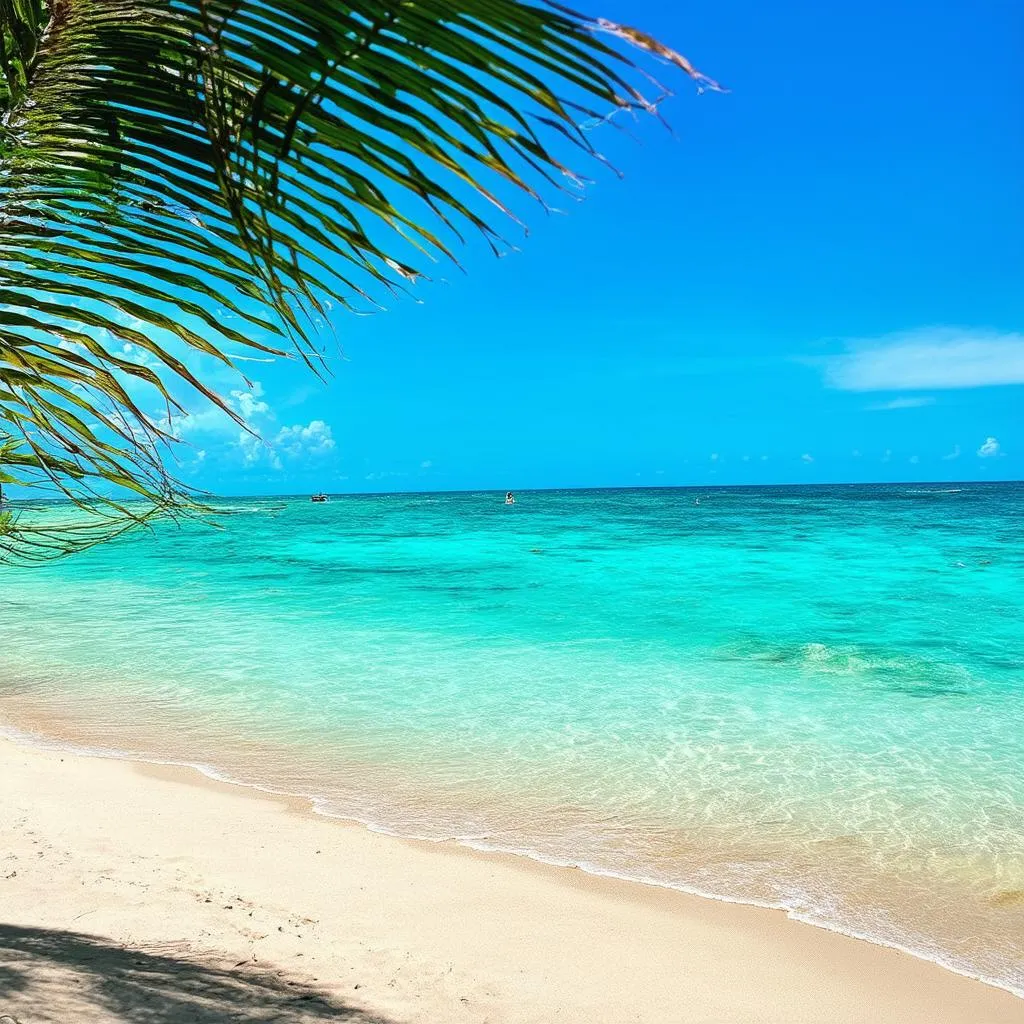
[0,735,1019,1023]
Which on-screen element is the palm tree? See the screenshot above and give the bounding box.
[0,1,717,561]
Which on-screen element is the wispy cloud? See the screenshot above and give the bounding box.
[942,444,961,461]
[867,396,936,411]
[818,327,1024,391]
[977,437,1001,458]
[909,455,920,464]
[420,460,433,469]
[882,449,892,462]
[710,453,719,461]
[801,453,814,463]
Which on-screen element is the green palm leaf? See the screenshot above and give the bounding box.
[0,0,719,561]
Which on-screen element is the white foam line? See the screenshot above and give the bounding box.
[2,721,1021,1001]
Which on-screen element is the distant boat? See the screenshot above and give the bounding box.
[505,491,516,505]
[310,493,329,503]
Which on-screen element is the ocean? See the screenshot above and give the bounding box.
[1,483,1022,995]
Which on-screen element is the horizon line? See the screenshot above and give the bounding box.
[6,479,1022,508]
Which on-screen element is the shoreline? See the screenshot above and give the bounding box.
[4,715,1022,1002]
[1,730,1021,1022]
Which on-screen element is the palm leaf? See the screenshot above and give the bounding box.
[0,0,719,560]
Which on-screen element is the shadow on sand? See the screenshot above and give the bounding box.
[0,923,394,1023]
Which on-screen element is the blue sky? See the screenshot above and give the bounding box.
[175,0,1023,494]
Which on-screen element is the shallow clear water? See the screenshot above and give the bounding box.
[1,484,1022,994]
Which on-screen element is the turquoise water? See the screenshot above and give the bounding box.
[1,484,1023,994]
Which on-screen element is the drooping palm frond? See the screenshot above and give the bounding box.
[0,0,719,560]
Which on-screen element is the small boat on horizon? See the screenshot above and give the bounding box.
[310,493,329,503]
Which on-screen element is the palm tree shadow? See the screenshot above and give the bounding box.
[0,923,394,1023]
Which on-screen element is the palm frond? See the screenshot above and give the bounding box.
[0,0,719,560]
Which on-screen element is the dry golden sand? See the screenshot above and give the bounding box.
[0,736,1021,1024]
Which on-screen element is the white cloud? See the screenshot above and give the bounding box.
[909,455,920,464]
[172,406,234,438]
[710,453,719,461]
[234,419,334,471]
[977,437,1001,458]
[238,433,281,471]
[237,431,264,466]
[801,453,814,463]
[819,327,1024,391]
[170,381,274,441]
[867,396,936,411]
[275,419,335,458]
[942,445,961,461]
[230,381,270,421]
[760,455,769,462]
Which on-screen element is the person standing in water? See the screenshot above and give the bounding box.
[505,491,515,505]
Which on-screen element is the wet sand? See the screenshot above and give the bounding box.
[1,735,1021,1023]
